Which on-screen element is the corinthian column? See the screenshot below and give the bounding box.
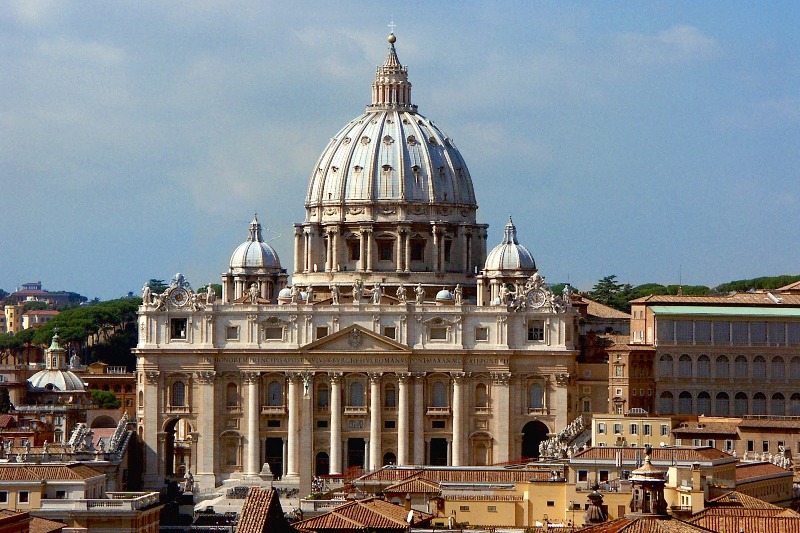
[413,373,425,464]
[329,372,343,475]
[243,371,261,477]
[451,372,465,466]
[492,372,511,463]
[196,371,217,489]
[369,372,382,471]
[397,373,410,465]
[286,373,300,478]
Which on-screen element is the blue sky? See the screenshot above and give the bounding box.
[2,1,798,300]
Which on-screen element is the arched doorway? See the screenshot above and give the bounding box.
[315,452,329,476]
[521,421,549,459]
[90,415,117,429]
[382,452,396,466]
[163,418,194,478]
[347,438,365,470]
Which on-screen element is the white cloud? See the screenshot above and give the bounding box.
[615,25,719,64]
[4,0,61,27]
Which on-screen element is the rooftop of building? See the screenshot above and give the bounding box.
[0,463,104,482]
[571,446,732,464]
[630,291,800,307]
[355,464,563,485]
[581,297,631,319]
[292,497,432,531]
[735,461,793,482]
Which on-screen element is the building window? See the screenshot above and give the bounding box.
[475,327,489,341]
[0,492,6,503]
[385,384,396,407]
[582,398,591,412]
[170,318,187,340]
[410,238,425,261]
[267,381,283,406]
[432,382,447,407]
[383,326,396,339]
[578,470,588,482]
[384,420,396,429]
[226,326,239,340]
[547,501,555,507]
[18,491,29,504]
[630,423,638,435]
[432,420,446,429]
[475,383,488,408]
[527,321,545,341]
[267,419,281,428]
[763,440,770,452]
[316,420,328,429]
[599,471,609,482]
[658,354,673,377]
[488,505,497,512]
[613,423,622,435]
[529,383,543,409]
[644,424,652,436]
[460,505,470,512]
[317,385,329,408]
[724,440,733,451]
[316,326,329,339]
[747,440,754,452]
[172,381,186,407]
[377,239,394,261]
[660,424,669,437]
[263,326,283,340]
[55,490,66,499]
[348,239,360,261]
[226,383,239,407]
[430,327,447,340]
[597,423,606,434]
[350,381,365,407]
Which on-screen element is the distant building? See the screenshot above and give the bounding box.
[20,310,59,330]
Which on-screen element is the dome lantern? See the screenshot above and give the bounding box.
[368,34,415,112]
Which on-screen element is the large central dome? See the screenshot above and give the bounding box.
[305,34,477,222]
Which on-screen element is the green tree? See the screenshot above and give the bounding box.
[146,279,168,293]
[0,387,13,414]
[89,389,121,409]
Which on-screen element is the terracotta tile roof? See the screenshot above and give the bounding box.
[237,487,291,533]
[571,446,730,463]
[384,477,440,494]
[689,516,800,532]
[0,463,103,482]
[735,462,792,482]
[579,516,715,532]
[737,418,800,430]
[630,292,800,305]
[356,466,555,485]
[29,516,66,533]
[778,280,800,291]
[292,498,432,531]
[706,490,781,510]
[582,297,631,319]
[672,422,739,436]
[0,414,17,428]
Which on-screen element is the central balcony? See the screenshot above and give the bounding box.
[261,405,287,415]
[426,406,451,416]
[344,406,368,415]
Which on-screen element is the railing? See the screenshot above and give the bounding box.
[40,492,160,512]
[106,366,129,374]
[426,406,451,416]
[261,405,286,415]
[300,498,346,513]
[474,406,491,415]
[528,407,549,415]
[344,406,368,415]
[165,405,191,414]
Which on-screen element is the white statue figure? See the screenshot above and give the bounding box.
[184,471,194,493]
[371,282,382,304]
[141,284,151,305]
[306,286,314,305]
[3,440,11,456]
[499,284,510,305]
[206,284,215,304]
[289,285,299,304]
[330,285,340,305]
[396,284,407,303]
[249,283,260,303]
[352,280,363,302]
[562,283,572,302]
[43,440,49,453]
[69,352,81,369]
[454,284,463,304]
[414,283,425,304]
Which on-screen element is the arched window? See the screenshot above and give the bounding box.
[658,391,674,414]
[350,381,364,407]
[317,385,329,409]
[172,381,186,407]
[771,393,786,416]
[791,393,800,416]
[432,382,447,407]
[138,391,144,408]
[697,391,711,415]
[475,383,487,408]
[114,385,122,393]
[659,354,673,377]
[678,391,692,414]
[752,356,766,379]
[697,355,711,378]
[791,357,800,379]
[715,355,729,378]
[383,452,397,466]
[734,392,748,416]
[752,392,767,415]
[771,356,785,379]
[678,355,692,378]
[226,383,238,407]
[384,384,396,408]
[734,356,748,378]
[529,383,543,410]
[267,380,283,406]
[715,392,729,416]
[315,452,330,476]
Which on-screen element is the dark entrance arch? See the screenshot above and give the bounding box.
[429,438,448,465]
[521,421,549,459]
[163,418,193,477]
[315,452,330,476]
[347,438,365,469]
[266,438,284,479]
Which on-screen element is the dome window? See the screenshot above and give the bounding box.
[360,136,371,145]
[407,135,417,146]
[381,164,393,172]
[331,166,338,173]
[343,137,352,144]
[382,135,394,145]
[353,165,363,173]
[428,136,437,145]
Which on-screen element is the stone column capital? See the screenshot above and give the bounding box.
[491,371,511,385]
[397,372,412,383]
[368,372,383,383]
[328,371,343,384]
[196,370,216,384]
[412,372,426,381]
[450,371,467,383]
[145,371,160,385]
[242,371,261,384]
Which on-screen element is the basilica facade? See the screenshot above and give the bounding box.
[135,34,580,492]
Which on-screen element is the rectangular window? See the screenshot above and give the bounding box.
[656,319,674,342]
[488,505,497,512]
[644,424,652,436]
[384,420,396,429]
[0,492,6,503]
[267,420,281,428]
[582,398,591,412]
[547,501,555,507]
[616,388,623,396]
[55,490,66,499]
[527,321,545,341]
[751,321,767,343]
[630,424,638,435]
[432,420,446,429]
[378,240,393,261]
[632,389,637,396]
[316,420,328,429]
[747,440,754,452]
[226,326,239,340]
[763,440,769,452]
[18,491,29,504]
[383,326,396,340]
[460,505,470,512]
[724,440,733,451]
[675,439,682,445]
[693,439,701,446]
[430,327,447,340]
[695,321,711,343]
[170,318,187,340]
[707,440,715,447]
[348,240,360,261]
[661,424,669,436]
[475,327,489,341]
[676,320,693,342]
[732,322,749,343]
[316,326,329,339]
[769,322,785,344]
[578,470,588,482]
[713,321,730,343]
[598,423,606,434]
[599,471,609,482]
[264,327,283,340]
[614,423,622,435]
[410,239,425,261]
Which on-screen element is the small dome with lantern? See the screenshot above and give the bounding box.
[483,217,536,273]
[28,331,86,392]
[229,215,281,273]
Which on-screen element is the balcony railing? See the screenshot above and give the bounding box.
[261,405,286,415]
[474,406,491,415]
[40,492,160,512]
[165,405,191,415]
[426,406,451,416]
[344,406,368,415]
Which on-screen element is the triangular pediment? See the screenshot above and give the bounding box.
[302,324,410,353]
